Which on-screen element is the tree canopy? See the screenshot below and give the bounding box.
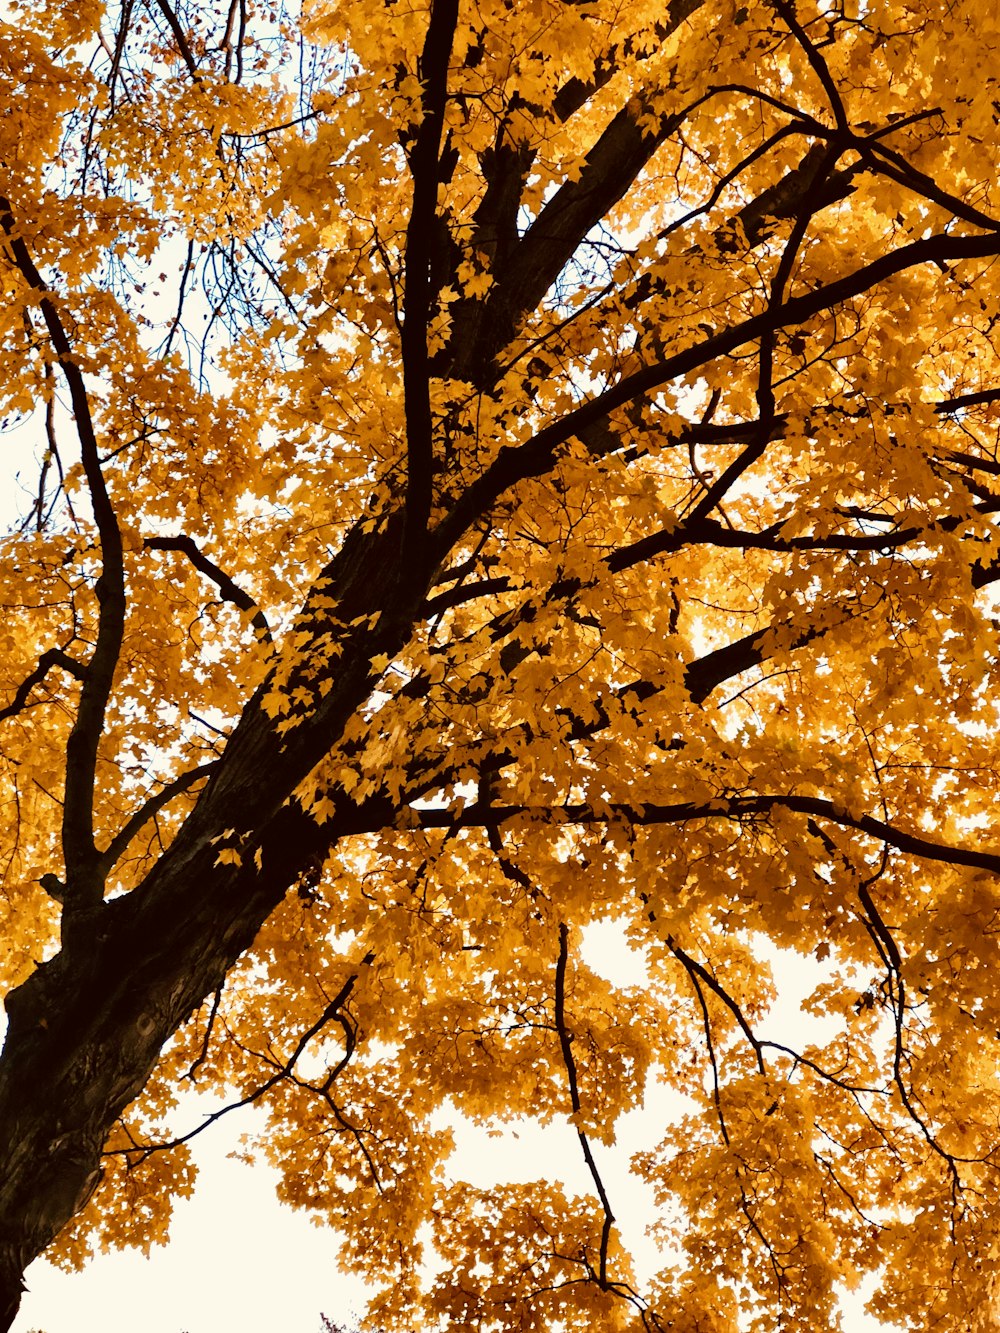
[2,0,1000,1328]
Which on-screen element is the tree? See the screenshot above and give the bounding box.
[2,0,1000,1327]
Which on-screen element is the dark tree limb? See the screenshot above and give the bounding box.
[183,984,223,1083]
[0,647,87,723]
[684,139,844,527]
[610,515,920,570]
[551,0,705,124]
[450,95,689,380]
[152,0,200,80]
[771,0,849,132]
[555,922,615,1290]
[96,759,221,879]
[410,793,1000,877]
[665,938,766,1074]
[578,384,1000,474]
[0,200,126,924]
[400,0,460,565]
[110,956,372,1164]
[436,227,1000,555]
[143,535,272,642]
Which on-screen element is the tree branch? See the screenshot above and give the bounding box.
[609,515,921,571]
[96,759,221,878]
[435,228,1000,555]
[412,793,1000,876]
[664,938,765,1073]
[771,0,849,132]
[111,956,372,1162]
[152,0,200,79]
[551,0,705,123]
[0,199,126,920]
[0,647,87,724]
[555,922,615,1289]
[401,0,459,565]
[143,535,271,642]
[451,95,690,380]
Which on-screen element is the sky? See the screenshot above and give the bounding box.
[12,1102,370,1333]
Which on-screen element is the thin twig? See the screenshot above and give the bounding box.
[108,955,374,1163]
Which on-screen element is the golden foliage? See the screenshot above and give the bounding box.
[3,0,1000,1329]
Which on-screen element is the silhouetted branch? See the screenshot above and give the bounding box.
[0,198,126,919]
[97,759,222,877]
[153,0,200,79]
[143,535,272,641]
[183,985,223,1083]
[0,647,87,723]
[112,955,373,1163]
[436,228,1000,554]
[414,793,1000,876]
[665,938,766,1074]
[400,0,460,564]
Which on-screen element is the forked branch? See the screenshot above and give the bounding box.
[111,954,374,1164]
[96,758,221,878]
[143,534,271,641]
[436,229,1000,554]
[0,646,87,723]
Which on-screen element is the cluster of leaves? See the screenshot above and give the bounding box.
[4,0,1000,1330]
